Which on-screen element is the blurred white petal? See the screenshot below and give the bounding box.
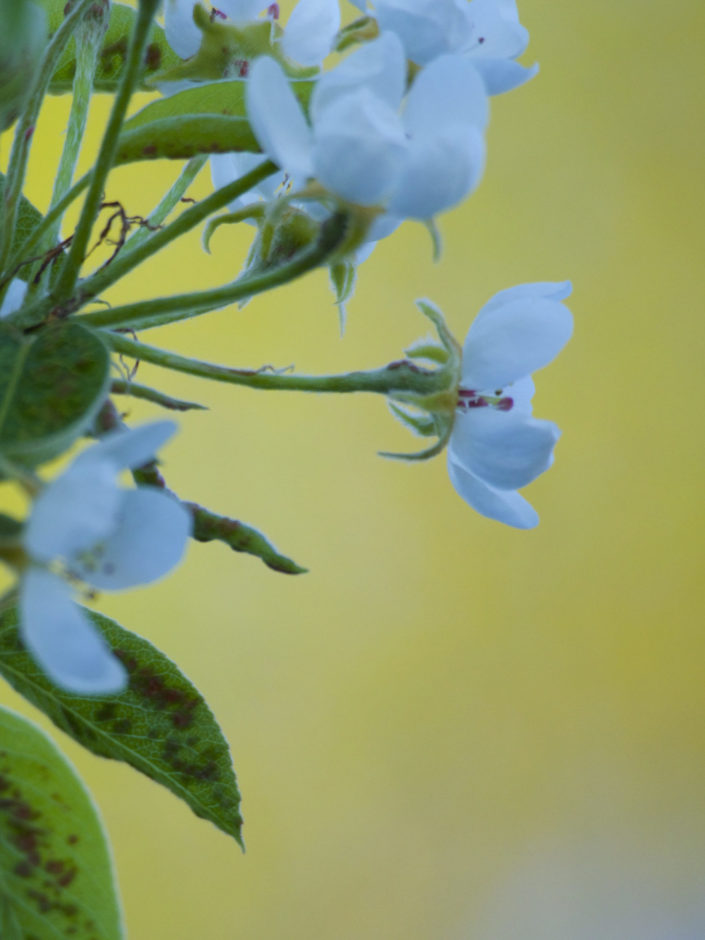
[74,488,191,591]
[20,569,127,694]
[247,56,315,179]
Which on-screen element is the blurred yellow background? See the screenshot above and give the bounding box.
[2,1,705,937]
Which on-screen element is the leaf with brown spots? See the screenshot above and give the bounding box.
[0,608,244,847]
[0,704,123,939]
[44,1,180,95]
[114,78,312,164]
[0,320,110,469]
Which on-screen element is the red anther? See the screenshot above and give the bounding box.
[238,60,250,77]
[457,388,477,398]
[24,126,35,142]
[210,7,227,20]
[268,3,280,19]
[496,396,513,411]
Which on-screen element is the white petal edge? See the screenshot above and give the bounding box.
[164,0,201,59]
[311,31,406,122]
[75,488,192,591]
[217,0,270,22]
[462,296,573,389]
[246,56,315,180]
[450,410,561,490]
[19,569,127,694]
[78,420,178,472]
[475,281,573,322]
[312,89,406,205]
[375,0,469,65]
[473,58,539,96]
[282,0,340,67]
[403,54,490,134]
[389,125,485,219]
[447,454,539,528]
[24,459,121,563]
[0,278,28,319]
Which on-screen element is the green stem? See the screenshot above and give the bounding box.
[3,174,91,292]
[0,0,97,276]
[79,211,349,331]
[122,155,207,254]
[46,11,108,247]
[52,0,161,302]
[110,379,207,411]
[70,158,276,309]
[9,160,277,330]
[103,332,449,398]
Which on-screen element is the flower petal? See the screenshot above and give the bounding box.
[218,0,269,22]
[375,0,469,65]
[19,569,127,694]
[246,56,315,180]
[462,295,573,389]
[461,0,529,59]
[0,278,28,319]
[388,125,485,219]
[24,459,120,563]
[447,454,539,528]
[79,420,179,472]
[74,488,192,591]
[503,374,535,416]
[403,54,489,134]
[450,410,561,490]
[312,89,406,205]
[311,32,406,122]
[474,280,572,322]
[210,152,282,209]
[282,0,340,66]
[164,0,201,59]
[473,57,538,95]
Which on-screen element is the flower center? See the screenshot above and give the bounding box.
[457,388,513,412]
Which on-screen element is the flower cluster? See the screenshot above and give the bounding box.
[164,0,537,256]
[0,0,573,700]
[159,0,572,528]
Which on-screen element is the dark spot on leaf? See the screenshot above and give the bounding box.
[145,43,162,70]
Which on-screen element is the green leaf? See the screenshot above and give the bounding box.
[115,78,313,164]
[0,173,44,283]
[42,0,179,94]
[0,320,110,467]
[0,704,123,939]
[0,607,244,846]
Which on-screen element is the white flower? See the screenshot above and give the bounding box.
[164,0,340,68]
[446,282,573,528]
[348,0,537,94]
[246,31,488,221]
[0,278,28,319]
[19,422,191,694]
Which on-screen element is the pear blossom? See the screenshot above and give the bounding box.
[447,282,573,528]
[246,31,488,222]
[164,0,340,68]
[19,422,191,694]
[348,0,537,95]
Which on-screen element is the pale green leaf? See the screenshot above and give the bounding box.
[0,704,123,939]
